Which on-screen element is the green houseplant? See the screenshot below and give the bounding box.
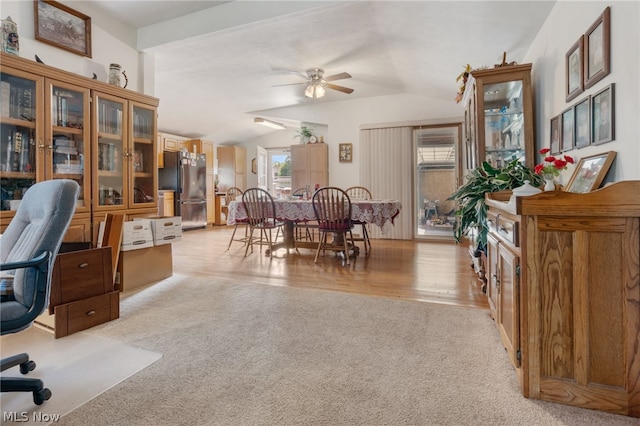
[448,159,543,250]
[294,126,313,142]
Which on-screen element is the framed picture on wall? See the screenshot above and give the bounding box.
[584,6,610,89]
[339,143,352,162]
[565,36,584,102]
[565,151,616,193]
[560,107,574,152]
[591,83,615,145]
[550,115,561,155]
[574,97,591,148]
[34,0,92,57]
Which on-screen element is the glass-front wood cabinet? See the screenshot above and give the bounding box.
[463,63,535,171]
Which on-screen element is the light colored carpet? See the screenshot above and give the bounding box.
[0,327,161,425]
[26,274,640,425]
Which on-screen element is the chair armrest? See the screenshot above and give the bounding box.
[1,251,50,272]
[1,251,52,333]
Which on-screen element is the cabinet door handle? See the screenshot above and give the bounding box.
[79,262,89,268]
[86,310,96,316]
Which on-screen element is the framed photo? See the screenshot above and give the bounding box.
[34,0,92,57]
[565,36,584,102]
[574,97,591,148]
[133,151,143,172]
[251,158,257,174]
[339,143,352,163]
[565,151,616,193]
[550,115,561,155]
[560,107,574,152]
[584,6,610,89]
[591,83,615,145]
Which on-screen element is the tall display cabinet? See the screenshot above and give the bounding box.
[462,63,535,171]
[0,53,159,245]
[291,143,328,191]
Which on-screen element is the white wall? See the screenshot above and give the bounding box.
[524,1,640,183]
[245,93,462,189]
[2,1,141,92]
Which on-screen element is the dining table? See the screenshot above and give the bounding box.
[226,197,402,255]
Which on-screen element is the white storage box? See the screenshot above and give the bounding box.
[135,216,182,245]
[121,220,154,251]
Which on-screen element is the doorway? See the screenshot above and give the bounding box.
[414,124,461,240]
[267,147,291,198]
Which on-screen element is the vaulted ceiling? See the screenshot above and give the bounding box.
[85,1,556,143]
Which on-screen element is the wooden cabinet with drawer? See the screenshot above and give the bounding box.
[37,247,119,338]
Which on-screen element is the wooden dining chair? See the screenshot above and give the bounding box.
[225,187,249,250]
[345,186,372,255]
[312,187,355,265]
[242,188,286,258]
[291,187,316,242]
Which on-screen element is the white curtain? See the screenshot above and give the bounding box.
[360,127,413,240]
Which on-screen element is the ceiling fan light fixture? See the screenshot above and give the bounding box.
[305,83,325,99]
[254,117,286,130]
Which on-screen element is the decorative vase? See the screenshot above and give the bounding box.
[544,177,556,191]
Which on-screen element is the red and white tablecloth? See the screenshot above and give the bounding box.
[227,199,402,234]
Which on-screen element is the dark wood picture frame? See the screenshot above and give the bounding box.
[34,0,92,58]
[565,36,584,102]
[565,151,616,193]
[584,6,610,89]
[591,83,615,145]
[550,115,561,155]
[560,106,574,152]
[574,96,591,148]
[339,143,352,163]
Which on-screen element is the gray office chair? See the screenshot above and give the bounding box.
[1,179,79,405]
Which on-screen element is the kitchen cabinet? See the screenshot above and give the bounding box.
[462,63,535,171]
[291,143,328,191]
[217,145,246,190]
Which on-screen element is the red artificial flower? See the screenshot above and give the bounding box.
[553,159,567,169]
[544,156,556,162]
[564,155,574,164]
[539,148,550,155]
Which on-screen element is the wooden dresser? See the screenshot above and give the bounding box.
[486,181,640,417]
[37,247,119,338]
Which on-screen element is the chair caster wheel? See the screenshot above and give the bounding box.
[33,388,51,405]
[20,360,36,375]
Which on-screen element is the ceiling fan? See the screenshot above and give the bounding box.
[274,68,354,99]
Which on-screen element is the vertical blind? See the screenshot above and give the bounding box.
[359,127,414,240]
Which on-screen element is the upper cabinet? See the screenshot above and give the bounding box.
[463,64,535,171]
[291,143,328,191]
[217,146,246,191]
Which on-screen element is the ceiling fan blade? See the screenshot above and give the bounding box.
[324,72,352,82]
[326,83,354,94]
[271,68,309,80]
[272,82,306,87]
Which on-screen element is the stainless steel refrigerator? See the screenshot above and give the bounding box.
[158,151,207,230]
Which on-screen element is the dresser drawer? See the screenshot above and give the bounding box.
[49,247,113,312]
[496,214,519,247]
[52,291,119,338]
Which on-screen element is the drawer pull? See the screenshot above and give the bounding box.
[79,262,89,268]
[86,310,96,316]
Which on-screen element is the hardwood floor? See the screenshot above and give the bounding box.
[171,226,489,309]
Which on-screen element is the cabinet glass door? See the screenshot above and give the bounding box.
[483,80,525,168]
[95,93,126,209]
[0,69,40,212]
[130,102,156,206]
[47,81,90,212]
